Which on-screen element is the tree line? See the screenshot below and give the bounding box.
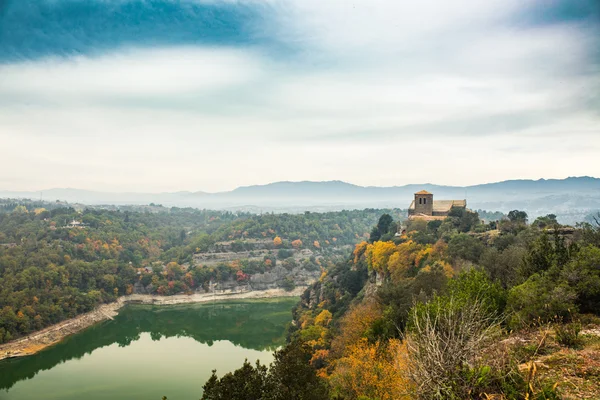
[0,203,403,343]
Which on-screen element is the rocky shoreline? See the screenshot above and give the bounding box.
[0,287,306,361]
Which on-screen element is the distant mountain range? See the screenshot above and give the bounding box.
[1,177,599,223]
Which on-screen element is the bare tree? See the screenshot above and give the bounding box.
[404,297,501,399]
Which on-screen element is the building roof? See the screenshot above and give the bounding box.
[408,214,448,221]
[414,190,432,195]
[409,199,466,211]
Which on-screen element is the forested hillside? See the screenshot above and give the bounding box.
[0,201,403,343]
[203,209,600,399]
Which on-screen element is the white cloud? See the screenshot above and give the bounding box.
[0,0,599,192]
[0,47,263,99]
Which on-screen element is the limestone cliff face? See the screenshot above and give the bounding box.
[249,266,319,290]
[210,266,320,292]
[133,281,150,294]
[132,267,319,295]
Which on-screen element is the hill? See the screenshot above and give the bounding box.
[1,177,599,223]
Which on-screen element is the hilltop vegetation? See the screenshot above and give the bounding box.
[0,201,402,343]
[203,209,600,399]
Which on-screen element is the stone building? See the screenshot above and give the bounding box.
[408,190,466,220]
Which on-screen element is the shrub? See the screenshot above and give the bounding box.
[560,245,600,313]
[506,274,577,329]
[406,296,502,399]
[280,277,296,292]
[277,249,294,260]
[555,322,581,348]
[447,268,507,316]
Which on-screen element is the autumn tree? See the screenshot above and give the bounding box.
[330,338,411,400]
[331,301,382,358]
[367,241,397,275]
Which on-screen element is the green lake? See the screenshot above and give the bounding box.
[0,298,297,400]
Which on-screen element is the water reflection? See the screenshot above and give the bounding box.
[0,299,295,392]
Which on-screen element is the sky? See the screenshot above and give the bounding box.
[0,0,599,193]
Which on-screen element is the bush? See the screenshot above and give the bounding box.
[555,322,581,348]
[447,268,507,316]
[506,274,577,329]
[277,249,294,260]
[560,245,600,313]
[406,296,502,399]
[280,277,296,292]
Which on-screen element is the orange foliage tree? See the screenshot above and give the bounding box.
[291,239,303,249]
[330,338,411,400]
[331,301,382,357]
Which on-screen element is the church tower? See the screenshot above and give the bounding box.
[414,190,433,216]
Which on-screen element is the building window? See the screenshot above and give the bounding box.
[419,198,422,204]
[424,198,427,204]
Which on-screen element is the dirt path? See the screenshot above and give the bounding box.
[0,287,305,361]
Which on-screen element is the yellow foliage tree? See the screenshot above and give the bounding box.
[273,236,283,246]
[387,240,426,283]
[353,241,369,264]
[315,310,333,327]
[367,241,397,274]
[330,338,411,400]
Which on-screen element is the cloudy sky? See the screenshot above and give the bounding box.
[0,0,598,193]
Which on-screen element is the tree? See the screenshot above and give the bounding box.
[267,340,330,400]
[447,208,481,233]
[367,241,397,274]
[532,214,558,229]
[201,360,269,400]
[447,234,484,263]
[369,214,394,242]
[479,245,525,288]
[507,210,528,224]
[330,338,410,400]
[201,341,329,400]
[273,237,283,247]
[331,301,383,357]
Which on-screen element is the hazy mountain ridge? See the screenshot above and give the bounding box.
[1,177,599,223]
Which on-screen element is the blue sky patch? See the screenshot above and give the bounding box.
[0,0,272,62]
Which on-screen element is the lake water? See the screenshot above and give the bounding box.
[0,298,297,400]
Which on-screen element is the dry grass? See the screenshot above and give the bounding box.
[510,324,600,399]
